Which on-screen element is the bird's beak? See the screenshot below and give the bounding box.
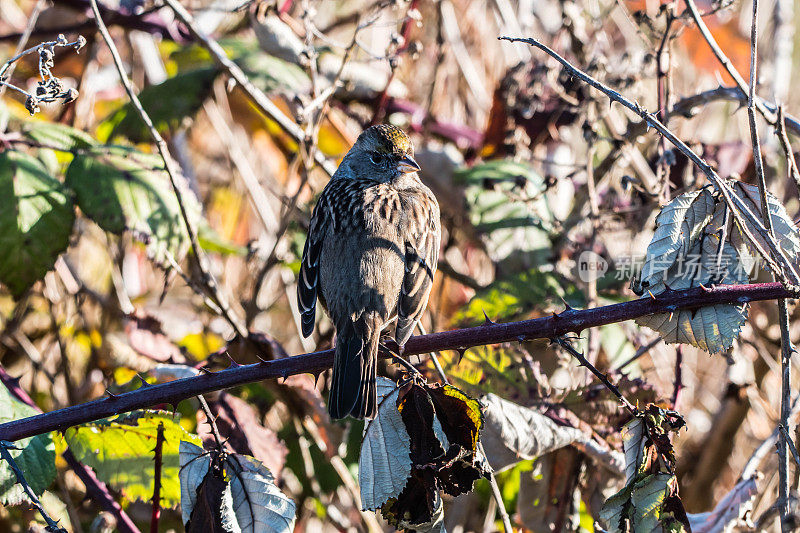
[397,155,421,174]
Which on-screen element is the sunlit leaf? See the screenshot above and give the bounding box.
[107,68,219,142]
[454,268,583,325]
[65,149,200,264]
[0,384,55,505]
[636,235,749,353]
[22,121,97,151]
[65,410,202,507]
[631,188,715,295]
[0,150,74,298]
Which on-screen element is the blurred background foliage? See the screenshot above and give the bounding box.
[0,0,799,530]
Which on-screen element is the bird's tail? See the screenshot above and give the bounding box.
[328,315,378,419]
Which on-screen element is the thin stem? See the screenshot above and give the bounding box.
[554,337,638,416]
[197,395,224,449]
[0,0,46,104]
[779,425,800,469]
[499,35,800,288]
[0,441,67,532]
[776,106,800,194]
[0,282,795,442]
[746,2,797,525]
[87,0,246,338]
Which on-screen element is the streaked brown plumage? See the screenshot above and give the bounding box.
[297,125,441,419]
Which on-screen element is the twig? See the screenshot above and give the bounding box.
[655,4,677,201]
[553,337,637,416]
[162,0,336,177]
[0,441,67,532]
[499,35,800,288]
[149,422,165,533]
[0,0,176,43]
[371,0,420,123]
[0,282,796,442]
[669,86,800,137]
[197,395,224,449]
[776,107,800,194]
[670,346,683,409]
[482,454,514,533]
[745,0,799,522]
[682,0,766,113]
[87,0,246,339]
[614,336,662,371]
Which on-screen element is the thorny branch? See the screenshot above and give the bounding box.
[0,282,795,443]
[500,35,800,288]
[743,0,796,528]
[149,422,165,533]
[0,366,140,533]
[0,441,66,532]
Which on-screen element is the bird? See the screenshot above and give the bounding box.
[297,125,441,419]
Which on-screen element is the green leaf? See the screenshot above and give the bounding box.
[65,149,200,264]
[454,268,583,325]
[108,68,219,142]
[64,410,202,507]
[456,160,555,267]
[21,122,97,152]
[239,53,312,95]
[0,150,75,298]
[631,474,679,532]
[0,384,56,505]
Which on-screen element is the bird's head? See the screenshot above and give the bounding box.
[338,124,421,183]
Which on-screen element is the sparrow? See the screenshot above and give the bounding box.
[298,125,441,419]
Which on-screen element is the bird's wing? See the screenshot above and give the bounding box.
[298,189,330,338]
[396,191,440,346]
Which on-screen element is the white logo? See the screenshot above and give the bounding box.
[577,250,608,282]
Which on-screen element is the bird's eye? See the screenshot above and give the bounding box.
[370,153,384,166]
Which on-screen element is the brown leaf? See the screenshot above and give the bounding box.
[186,459,228,533]
[125,311,185,363]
